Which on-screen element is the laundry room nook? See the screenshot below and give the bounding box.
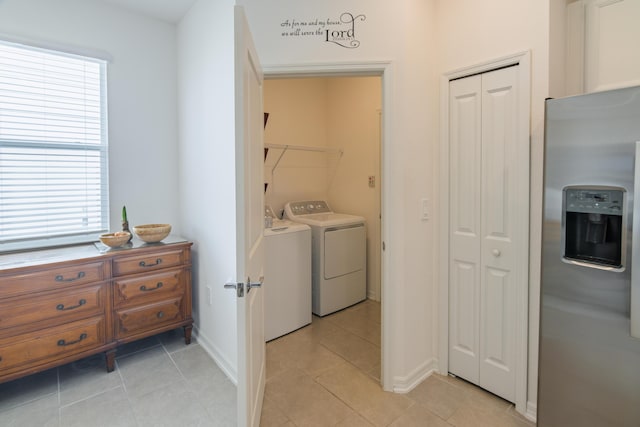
[263,76,382,304]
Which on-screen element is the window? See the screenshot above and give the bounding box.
[0,40,108,252]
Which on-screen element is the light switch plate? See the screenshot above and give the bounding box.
[421,198,429,221]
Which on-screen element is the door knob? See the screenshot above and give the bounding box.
[224,276,264,298]
[492,249,501,257]
[247,276,264,294]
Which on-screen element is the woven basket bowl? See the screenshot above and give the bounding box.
[99,232,131,248]
[133,224,171,243]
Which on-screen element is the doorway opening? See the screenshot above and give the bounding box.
[263,66,387,386]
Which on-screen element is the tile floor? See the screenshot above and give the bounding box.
[261,299,536,427]
[0,329,236,426]
[0,299,536,426]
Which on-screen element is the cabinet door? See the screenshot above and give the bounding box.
[448,66,519,403]
[585,0,640,92]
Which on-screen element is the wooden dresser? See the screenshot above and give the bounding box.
[0,238,193,384]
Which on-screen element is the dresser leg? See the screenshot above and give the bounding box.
[106,349,116,372]
[183,324,193,345]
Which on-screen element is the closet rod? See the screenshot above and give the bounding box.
[265,143,343,176]
[264,143,343,155]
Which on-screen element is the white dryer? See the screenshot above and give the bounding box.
[284,200,366,316]
[264,207,312,341]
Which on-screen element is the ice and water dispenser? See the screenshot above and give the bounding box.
[563,187,625,269]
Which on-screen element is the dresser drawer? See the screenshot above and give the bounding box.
[114,268,185,308]
[0,284,106,335]
[0,261,107,298]
[0,316,106,373]
[112,249,187,276]
[115,298,183,338]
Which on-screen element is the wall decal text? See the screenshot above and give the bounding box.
[280,12,366,49]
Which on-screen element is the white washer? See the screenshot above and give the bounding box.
[264,207,312,341]
[284,200,366,316]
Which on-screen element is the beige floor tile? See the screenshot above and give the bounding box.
[303,314,344,341]
[268,330,345,378]
[435,375,522,427]
[449,377,511,415]
[447,402,531,427]
[366,361,381,382]
[326,306,381,346]
[407,375,468,420]
[320,327,381,373]
[389,403,453,427]
[295,342,347,377]
[316,362,412,427]
[505,405,536,427]
[438,373,508,406]
[335,412,375,426]
[265,368,358,426]
[260,396,294,427]
[338,299,381,323]
[266,342,293,380]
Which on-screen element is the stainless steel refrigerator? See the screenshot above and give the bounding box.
[539,85,640,426]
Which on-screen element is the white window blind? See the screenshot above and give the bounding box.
[0,40,109,251]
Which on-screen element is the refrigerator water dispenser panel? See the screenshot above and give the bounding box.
[563,186,626,269]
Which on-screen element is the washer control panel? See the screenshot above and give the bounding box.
[286,200,331,216]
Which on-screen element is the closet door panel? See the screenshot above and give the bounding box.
[479,66,518,402]
[448,75,482,383]
[449,260,479,382]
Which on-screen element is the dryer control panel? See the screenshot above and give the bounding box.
[286,200,332,216]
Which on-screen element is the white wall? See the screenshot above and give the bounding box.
[326,77,382,301]
[264,78,331,214]
[549,0,572,97]
[0,0,181,233]
[177,0,239,380]
[435,0,550,417]
[240,0,440,391]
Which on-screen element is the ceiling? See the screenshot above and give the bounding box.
[98,0,197,23]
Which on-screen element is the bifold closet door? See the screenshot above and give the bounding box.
[448,66,518,403]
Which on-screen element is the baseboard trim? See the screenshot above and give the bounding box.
[392,358,437,393]
[192,325,238,385]
[525,401,537,423]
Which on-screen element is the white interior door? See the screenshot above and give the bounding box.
[234,6,265,427]
[448,65,519,403]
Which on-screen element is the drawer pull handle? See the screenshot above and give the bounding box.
[56,299,87,311]
[139,258,162,268]
[55,271,86,282]
[140,282,163,292]
[57,333,87,347]
[157,311,164,319]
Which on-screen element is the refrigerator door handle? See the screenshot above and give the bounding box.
[632,141,640,339]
